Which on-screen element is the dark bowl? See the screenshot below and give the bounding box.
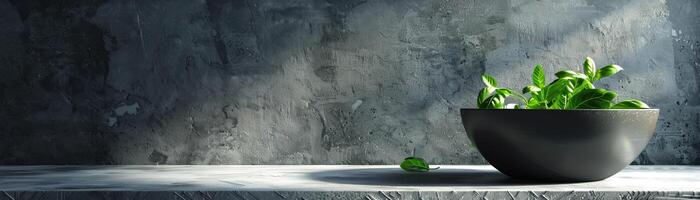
[460,108,659,182]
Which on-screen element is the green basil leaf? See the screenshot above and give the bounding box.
[495,88,512,96]
[565,81,575,94]
[401,157,430,172]
[555,70,576,78]
[584,57,596,81]
[481,93,507,109]
[572,78,595,94]
[481,74,498,88]
[532,64,546,88]
[478,94,493,108]
[551,96,568,109]
[545,78,574,101]
[478,87,512,109]
[555,70,588,79]
[522,85,541,94]
[526,98,545,109]
[491,93,507,109]
[472,57,644,111]
[568,89,617,109]
[612,99,650,109]
[477,87,496,107]
[478,94,491,108]
[597,64,623,79]
[499,87,530,104]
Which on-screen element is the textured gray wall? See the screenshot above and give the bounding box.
[0,0,698,165]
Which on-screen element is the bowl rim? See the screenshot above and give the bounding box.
[460,108,659,112]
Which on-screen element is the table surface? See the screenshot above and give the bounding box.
[0,165,698,192]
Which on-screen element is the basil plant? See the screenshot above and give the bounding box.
[477,57,649,109]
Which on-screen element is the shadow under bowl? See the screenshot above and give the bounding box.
[460,108,659,182]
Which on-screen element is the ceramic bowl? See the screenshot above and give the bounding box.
[460,109,659,182]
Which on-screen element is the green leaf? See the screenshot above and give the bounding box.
[612,99,650,109]
[495,88,512,96]
[478,87,510,109]
[597,64,623,79]
[477,87,496,107]
[496,88,531,106]
[490,93,507,109]
[572,78,595,94]
[545,78,575,102]
[472,57,645,110]
[481,74,498,88]
[526,98,545,109]
[555,70,576,78]
[551,96,568,109]
[499,88,528,104]
[568,89,617,109]
[584,57,596,81]
[555,70,589,79]
[481,93,507,109]
[478,94,492,108]
[522,85,541,94]
[532,64,546,88]
[401,157,431,172]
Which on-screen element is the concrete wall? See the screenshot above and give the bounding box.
[0,0,698,165]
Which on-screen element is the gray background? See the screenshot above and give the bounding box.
[0,0,698,165]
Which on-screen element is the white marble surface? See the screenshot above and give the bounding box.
[0,165,698,192]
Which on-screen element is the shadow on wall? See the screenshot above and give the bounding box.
[0,0,116,164]
[0,0,400,164]
[0,0,697,165]
[0,0,258,164]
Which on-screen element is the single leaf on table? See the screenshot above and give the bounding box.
[481,74,498,88]
[568,89,617,109]
[401,157,438,172]
[596,64,623,80]
[612,99,650,109]
[532,64,546,88]
[584,57,596,81]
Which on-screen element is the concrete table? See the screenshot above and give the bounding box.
[0,165,698,199]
